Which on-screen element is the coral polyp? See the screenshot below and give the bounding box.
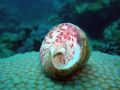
[40,23,90,78]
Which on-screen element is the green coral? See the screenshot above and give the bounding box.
[91,18,120,55]
[103,19,120,42]
[95,18,120,55]
[0,44,15,58]
[0,31,26,58]
[72,0,117,14]
[0,51,120,90]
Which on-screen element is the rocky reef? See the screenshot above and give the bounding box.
[0,51,120,90]
[0,20,54,58]
[57,0,120,38]
[0,0,120,58]
[92,19,120,55]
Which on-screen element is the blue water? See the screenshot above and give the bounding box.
[0,0,58,23]
[0,0,120,58]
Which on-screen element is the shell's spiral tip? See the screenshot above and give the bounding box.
[40,23,90,78]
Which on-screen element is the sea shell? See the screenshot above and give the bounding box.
[40,23,90,78]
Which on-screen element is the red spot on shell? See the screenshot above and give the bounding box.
[67,32,69,35]
[64,35,67,39]
[68,37,71,40]
[55,39,61,42]
[65,23,68,26]
[44,38,47,43]
[63,59,65,64]
[60,32,63,35]
[49,31,53,35]
[49,35,53,38]
[68,25,72,28]
[41,54,44,62]
[72,38,74,41]
[62,23,65,26]
[70,43,73,48]
[43,48,49,51]
[73,51,74,55]
[46,42,51,44]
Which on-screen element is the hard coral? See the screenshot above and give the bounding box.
[104,19,120,43]
[58,0,120,38]
[0,31,26,58]
[0,51,120,89]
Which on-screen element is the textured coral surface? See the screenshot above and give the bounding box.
[0,51,120,90]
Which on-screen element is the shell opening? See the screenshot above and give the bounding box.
[51,44,81,70]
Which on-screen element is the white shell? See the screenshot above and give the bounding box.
[40,23,90,78]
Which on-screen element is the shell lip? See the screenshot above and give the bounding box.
[51,43,81,70]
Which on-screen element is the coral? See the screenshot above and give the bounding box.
[0,32,25,43]
[0,22,54,58]
[103,19,120,43]
[91,40,120,55]
[17,23,53,53]
[0,44,15,58]
[0,51,120,90]
[91,19,120,55]
[0,0,120,59]
[57,0,120,38]
[0,31,26,58]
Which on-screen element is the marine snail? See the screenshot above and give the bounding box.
[40,23,90,78]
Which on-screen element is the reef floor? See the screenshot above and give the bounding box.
[0,51,120,90]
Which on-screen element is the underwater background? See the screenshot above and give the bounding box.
[0,0,120,90]
[0,0,120,58]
